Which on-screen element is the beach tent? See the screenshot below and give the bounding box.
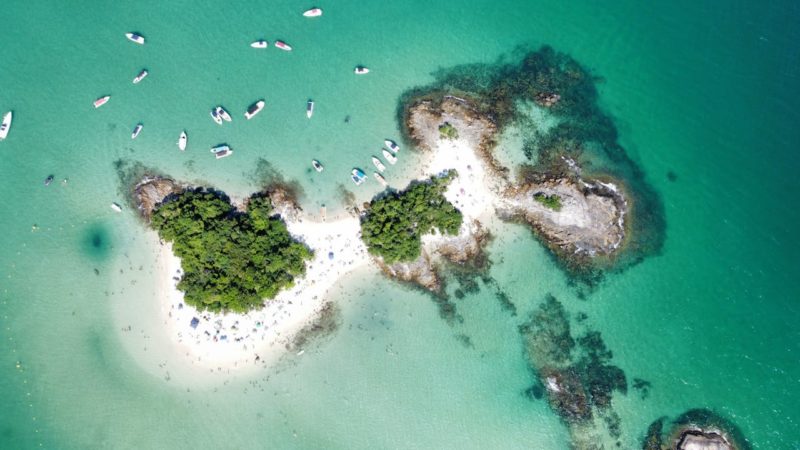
[190,317,199,329]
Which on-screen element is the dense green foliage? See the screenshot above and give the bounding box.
[151,190,312,312]
[438,122,459,140]
[361,172,463,264]
[533,193,563,211]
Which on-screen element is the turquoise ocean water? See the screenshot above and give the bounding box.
[1,0,798,448]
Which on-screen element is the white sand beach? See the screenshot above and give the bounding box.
[149,137,502,373]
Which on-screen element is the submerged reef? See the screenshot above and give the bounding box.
[642,409,751,450]
[519,295,629,448]
[398,46,665,280]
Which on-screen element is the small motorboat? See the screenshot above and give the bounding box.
[384,139,400,153]
[94,95,111,108]
[250,40,268,49]
[354,66,369,75]
[216,106,232,122]
[274,40,293,51]
[210,144,231,153]
[303,8,323,17]
[312,159,324,172]
[0,111,12,141]
[132,69,148,84]
[110,203,123,212]
[374,172,388,187]
[44,175,54,186]
[382,149,397,164]
[306,100,314,118]
[244,100,265,120]
[125,32,145,45]
[131,123,143,139]
[177,131,187,151]
[351,168,367,186]
[215,149,233,159]
[210,108,223,125]
[372,156,386,172]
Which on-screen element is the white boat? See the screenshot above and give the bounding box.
[275,40,292,51]
[210,144,231,153]
[0,111,12,141]
[306,100,314,118]
[110,203,123,212]
[374,172,388,187]
[250,40,268,49]
[131,123,143,139]
[216,106,232,122]
[94,95,111,108]
[125,32,145,45]
[372,156,386,172]
[132,69,148,84]
[244,100,265,120]
[351,168,367,185]
[312,159,324,172]
[215,149,233,159]
[384,139,400,153]
[177,131,187,151]
[210,108,223,125]
[382,149,397,164]
[303,8,323,17]
[354,66,369,75]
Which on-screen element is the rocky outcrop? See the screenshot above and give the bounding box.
[499,177,626,257]
[643,409,750,450]
[676,429,734,450]
[132,176,185,220]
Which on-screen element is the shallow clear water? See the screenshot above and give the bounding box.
[1,0,799,448]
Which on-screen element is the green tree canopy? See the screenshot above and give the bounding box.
[360,172,463,264]
[151,189,312,312]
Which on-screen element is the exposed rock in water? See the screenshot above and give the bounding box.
[132,176,185,221]
[499,176,626,258]
[288,302,341,353]
[642,409,751,450]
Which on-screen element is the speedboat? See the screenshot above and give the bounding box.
[177,131,187,151]
[131,123,143,139]
[384,139,400,153]
[210,144,231,153]
[250,40,268,49]
[374,172,388,187]
[351,168,367,185]
[44,175,54,186]
[372,156,386,172]
[354,66,369,75]
[210,108,223,125]
[382,149,397,164]
[0,111,11,141]
[244,100,265,120]
[275,40,292,51]
[303,8,323,17]
[216,106,232,122]
[125,32,145,44]
[306,100,314,118]
[215,149,233,159]
[133,69,148,84]
[110,203,123,212]
[94,95,111,108]
[312,159,324,172]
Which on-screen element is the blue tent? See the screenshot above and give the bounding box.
[190,317,199,329]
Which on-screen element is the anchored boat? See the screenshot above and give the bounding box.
[384,139,400,153]
[250,40,268,49]
[131,123,143,139]
[306,100,314,118]
[382,149,397,164]
[303,8,323,17]
[275,40,293,51]
[372,156,386,172]
[177,131,187,151]
[94,95,111,108]
[133,69,149,84]
[0,111,12,141]
[210,108,223,125]
[125,32,145,45]
[374,172,388,187]
[245,100,265,120]
[354,66,369,75]
[110,203,123,212]
[216,106,232,122]
[312,159,324,172]
[351,168,367,185]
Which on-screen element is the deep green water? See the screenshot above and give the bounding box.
[1,0,799,448]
